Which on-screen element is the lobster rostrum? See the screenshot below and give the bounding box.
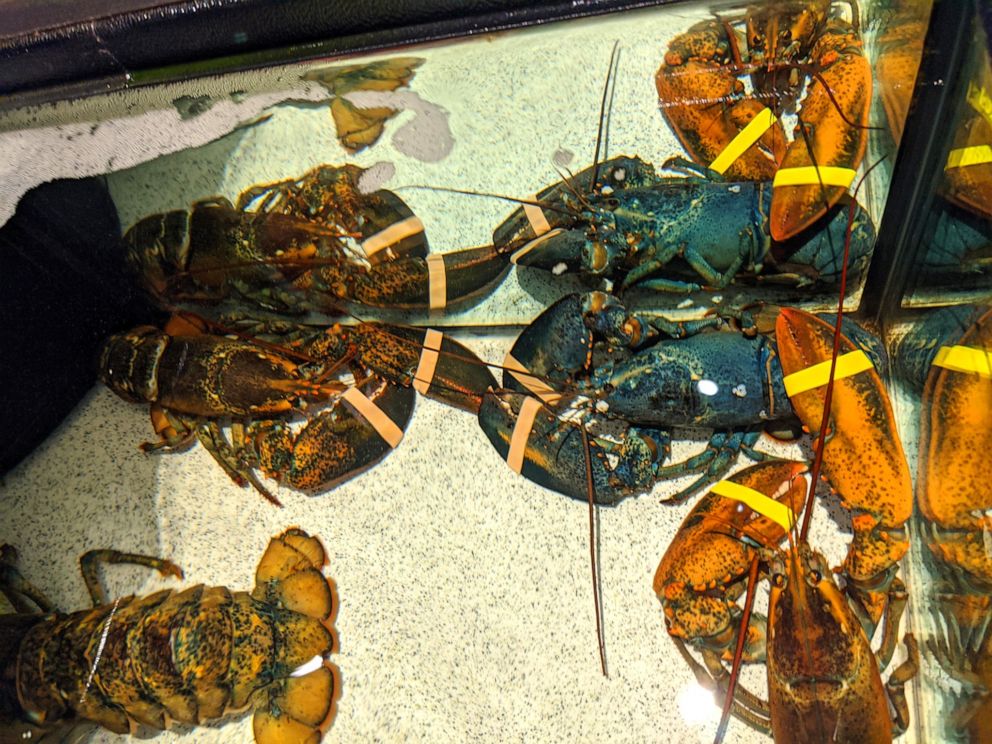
[500,155,876,295]
[655,0,873,241]
[100,313,496,504]
[0,529,339,743]
[125,163,509,314]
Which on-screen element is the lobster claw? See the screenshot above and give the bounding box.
[769,21,872,241]
[248,376,416,493]
[656,19,787,181]
[477,389,667,505]
[774,307,912,631]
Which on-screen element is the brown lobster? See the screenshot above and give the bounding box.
[0,529,339,743]
[656,0,872,241]
[100,313,495,504]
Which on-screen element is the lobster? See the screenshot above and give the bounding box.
[498,155,876,296]
[655,0,873,241]
[479,291,912,631]
[0,528,339,743]
[125,163,509,314]
[100,313,496,504]
[892,304,992,741]
[653,461,919,742]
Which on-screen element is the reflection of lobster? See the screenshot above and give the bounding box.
[894,305,992,741]
[491,155,875,295]
[655,1,872,241]
[0,529,339,743]
[479,292,912,631]
[100,314,495,504]
[125,163,509,313]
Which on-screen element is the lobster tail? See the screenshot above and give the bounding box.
[253,661,340,744]
[251,529,340,743]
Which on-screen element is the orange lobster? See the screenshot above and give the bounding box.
[656,0,872,241]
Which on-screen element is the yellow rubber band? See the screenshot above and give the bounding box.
[946,145,992,170]
[523,197,552,237]
[413,329,444,395]
[710,479,797,531]
[342,386,404,448]
[503,353,562,405]
[773,166,856,189]
[783,350,874,397]
[966,82,992,129]
[933,344,992,378]
[507,396,543,473]
[709,107,778,175]
[426,254,446,311]
[360,216,425,258]
[510,228,565,265]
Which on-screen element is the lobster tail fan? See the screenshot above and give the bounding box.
[252,661,341,744]
[250,528,340,743]
[252,530,337,624]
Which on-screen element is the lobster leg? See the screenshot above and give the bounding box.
[654,430,768,503]
[0,545,56,613]
[79,550,184,607]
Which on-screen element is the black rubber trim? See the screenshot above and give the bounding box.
[0,0,675,108]
[859,0,976,322]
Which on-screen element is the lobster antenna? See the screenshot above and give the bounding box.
[713,554,760,744]
[799,157,885,542]
[581,426,609,678]
[401,185,577,218]
[590,41,621,194]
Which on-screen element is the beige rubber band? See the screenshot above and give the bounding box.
[413,329,444,395]
[510,228,565,265]
[360,216,425,258]
[523,197,552,237]
[934,344,992,377]
[507,396,543,473]
[426,254,447,311]
[503,353,562,404]
[782,350,874,397]
[710,480,796,531]
[342,386,404,448]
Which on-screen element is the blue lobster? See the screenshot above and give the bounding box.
[478,290,885,505]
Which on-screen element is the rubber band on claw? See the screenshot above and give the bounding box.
[709,107,778,175]
[773,166,857,189]
[933,344,992,377]
[710,479,797,531]
[782,350,874,397]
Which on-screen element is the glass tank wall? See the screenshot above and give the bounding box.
[4,0,984,742]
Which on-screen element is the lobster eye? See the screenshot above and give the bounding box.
[808,570,822,584]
